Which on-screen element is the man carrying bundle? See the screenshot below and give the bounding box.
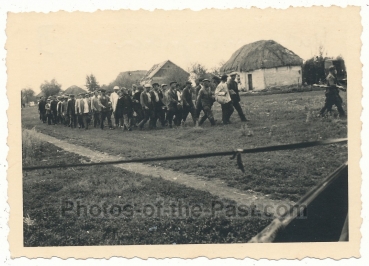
[215,75,234,124]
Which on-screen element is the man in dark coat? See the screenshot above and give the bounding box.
[38,96,47,123]
[116,88,133,131]
[132,86,144,125]
[166,81,182,128]
[182,81,197,125]
[138,84,154,130]
[196,79,216,126]
[150,83,166,128]
[227,72,247,121]
[50,96,58,124]
[67,94,77,128]
[98,89,114,130]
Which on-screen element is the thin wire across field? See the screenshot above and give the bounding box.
[22,138,347,171]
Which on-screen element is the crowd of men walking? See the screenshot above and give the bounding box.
[36,72,249,131]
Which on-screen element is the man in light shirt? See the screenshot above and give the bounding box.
[81,93,91,130]
[110,86,120,127]
[75,93,84,128]
[215,75,234,124]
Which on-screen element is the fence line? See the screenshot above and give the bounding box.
[22,138,347,171]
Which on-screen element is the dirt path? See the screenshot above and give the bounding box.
[30,130,292,211]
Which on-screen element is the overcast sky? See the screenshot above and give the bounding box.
[7,7,354,93]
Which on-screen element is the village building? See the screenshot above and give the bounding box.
[220,40,303,91]
[140,60,189,85]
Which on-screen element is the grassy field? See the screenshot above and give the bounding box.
[22,129,271,246]
[22,91,348,202]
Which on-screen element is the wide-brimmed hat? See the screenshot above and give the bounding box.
[229,72,238,76]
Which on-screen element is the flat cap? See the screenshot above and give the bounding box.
[170,81,177,86]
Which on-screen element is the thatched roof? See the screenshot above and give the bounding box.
[141,60,188,83]
[220,40,303,73]
[64,85,87,95]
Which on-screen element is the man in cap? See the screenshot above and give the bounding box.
[79,93,91,130]
[132,85,144,126]
[38,96,47,123]
[196,79,216,126]
[228,72,248,122]
[56,96,64,124]
[150,82,166,128]
[110,86,120,127]
[116,87,133,131]
[61,95,69,126]
[98,89,114,129]
[45,97,52,125]
[50,96,58,125]
[215,74,234,124]
[319,66,346,117]
[138,84,153,130]
[91,90,101,128]
[166,81,182,128]
[181,81,197,126]
[194,79,202,104]
[67,94,77,128]
[75,93,84,128]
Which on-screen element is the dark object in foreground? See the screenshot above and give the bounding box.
[249,162,348,242]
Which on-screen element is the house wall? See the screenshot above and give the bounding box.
[239,69,266,91]
[237,65,302,91]
[263,65,302,88]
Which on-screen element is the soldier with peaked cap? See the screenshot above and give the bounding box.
[110,86,120,127]
[138,83,154,130]
[319,66,346,117]
[181,81,197,126]
[98,89,114,129]
[196,79,216,126]
[67,94,77,128]
[165,81,182,128]
[215,74,234,124]
[227,72,248,122]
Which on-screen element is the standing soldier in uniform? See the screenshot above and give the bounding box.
[181,81,197,126]
[215,74,234,124]
[196,79,216,126]
[319,66,346,117]
[50,96,58,125]
[98,89,114,130]
[45,97,52,125]
[228,72,247,122]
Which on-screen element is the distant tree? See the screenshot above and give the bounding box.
[209,60,226,77]
[302,46,328,85]
[21,88,35,103]
[188,62,208,81]
[40,79,62,98]
[85,74,100,92]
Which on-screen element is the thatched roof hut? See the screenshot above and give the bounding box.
[220,40,303,73]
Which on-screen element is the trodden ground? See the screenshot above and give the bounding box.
[22,91,348,202]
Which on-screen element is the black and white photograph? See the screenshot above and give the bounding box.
[5,6,363,259]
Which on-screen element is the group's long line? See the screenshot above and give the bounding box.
[22,138,347,171]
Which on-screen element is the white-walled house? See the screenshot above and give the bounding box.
[220,40,303,91]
